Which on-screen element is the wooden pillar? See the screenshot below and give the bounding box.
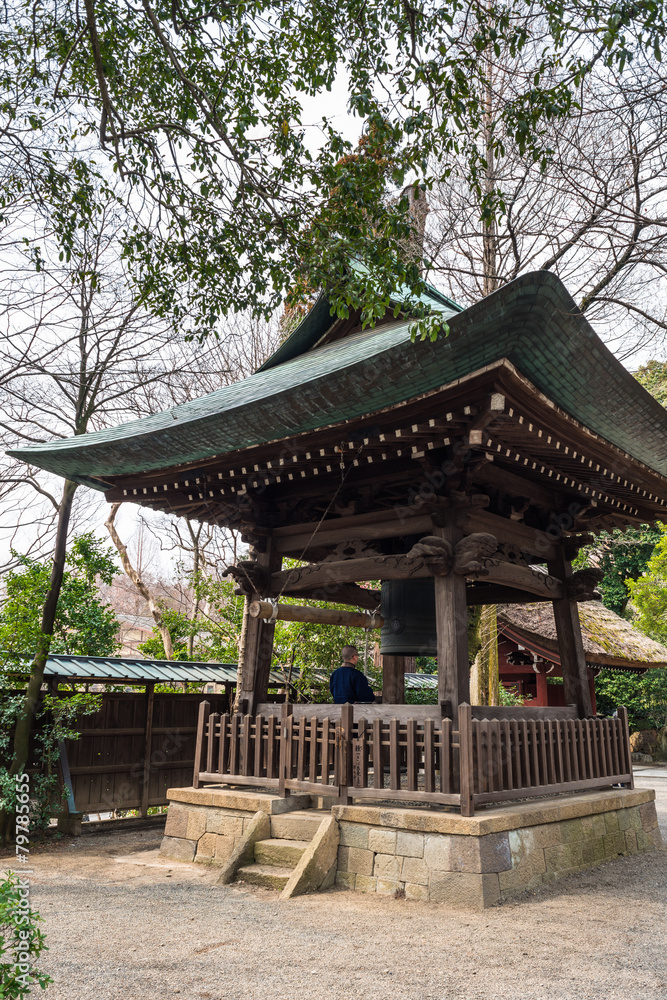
[192,700,210,789]
[547,548,593,718]
[140,682,155,817]
[588,672,597,716]
[235,538,282,715]
[535,667,549,707]
[432,515,469,717]
[382,654,406,703]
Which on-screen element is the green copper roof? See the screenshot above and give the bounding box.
[9,270,667,485]
[258,279,462,373]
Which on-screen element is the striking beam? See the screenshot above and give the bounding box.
[249,601,383,628]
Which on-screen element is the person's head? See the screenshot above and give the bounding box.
[341,644,359,665]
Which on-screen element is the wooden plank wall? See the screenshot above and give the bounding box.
[65,692,228,814]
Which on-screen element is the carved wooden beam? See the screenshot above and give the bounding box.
[462,508,558,560]
[249,601,383,628]
[466,585,555,605]
[473,559,563,599]
[270,552,440,595]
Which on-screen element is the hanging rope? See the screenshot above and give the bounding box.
[273,440,365,602]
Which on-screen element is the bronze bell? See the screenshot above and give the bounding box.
[380,579,437,656]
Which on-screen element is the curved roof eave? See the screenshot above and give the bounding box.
[8,270,667,485]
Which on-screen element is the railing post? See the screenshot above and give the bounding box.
[618,705,634,788]
[193,700,211,789]
[278,701,293,798]
[338,703,353,805]
[458,703,474,817]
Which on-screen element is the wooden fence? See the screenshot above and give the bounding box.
[193,702,633,816]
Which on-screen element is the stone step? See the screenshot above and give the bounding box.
[254,838,309,867]
[270,810,325,842]
[236,863,294,890]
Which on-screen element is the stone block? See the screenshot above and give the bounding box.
[516,824,562,855]
[195,833,218,861]
[338,846,374,876]
[281,815,340,900]
[216,811,270,886]
[401,857,429,886]
[592,815,607,838]
[628,808,643,833]
[214,835,235,862]
[636,828,654,852]
[544,842,584,873]
[602,831,627,857]
[640,802,659,832]
[423,834,452,872]
[376,879,404,897]
[355,875,377,893]
[164,805,189,840]
[159,836,196,862]
[617,809,632,832]
[508,829,523,864]
[560,818,584,844]
[396,831,424,858]
[321,864,337,890]
[208,789,311,814]
[339,824,370,849]
[498,855,546,895]
[374,854,402,880]
[166,787,216,807]
[368,828,396,855]
[581,839,605,865]
[479,833,512,872]
[207,812,244,837]
[429,872,500,908]
[446,833,511,874]
[581,816,594,838]
[624,830,638,854]
[405,882,429,901]
[604,812,620,834]
[336,871,356,890]
[186,808,208,842]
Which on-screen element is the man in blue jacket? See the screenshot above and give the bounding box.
[329,645,376,704]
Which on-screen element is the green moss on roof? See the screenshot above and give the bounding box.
[500,601,667,668]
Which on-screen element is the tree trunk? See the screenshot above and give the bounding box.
[186,519,203,659]
[482,49,498,297]
[0,478,77,840]
[470,604,499,705]
[105,502,174,659]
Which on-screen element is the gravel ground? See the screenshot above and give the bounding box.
[3,772,666,1000]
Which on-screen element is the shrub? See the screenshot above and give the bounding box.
[0,872,51,997]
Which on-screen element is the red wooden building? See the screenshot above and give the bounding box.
[497,602,667,710]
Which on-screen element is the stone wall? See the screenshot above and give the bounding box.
[332,788,662,907]
[158,785,661,909]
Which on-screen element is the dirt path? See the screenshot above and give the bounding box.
[3,778,666,1000]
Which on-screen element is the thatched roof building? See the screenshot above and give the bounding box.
[499,602,667,674]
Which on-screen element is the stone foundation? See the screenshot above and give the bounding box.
[332,788,662,906]
[159,787,311,865]
[159,785,662,908]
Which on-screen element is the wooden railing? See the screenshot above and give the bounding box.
[461,706,633,815]
[348,714,459,807]
[193,701,633,816]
